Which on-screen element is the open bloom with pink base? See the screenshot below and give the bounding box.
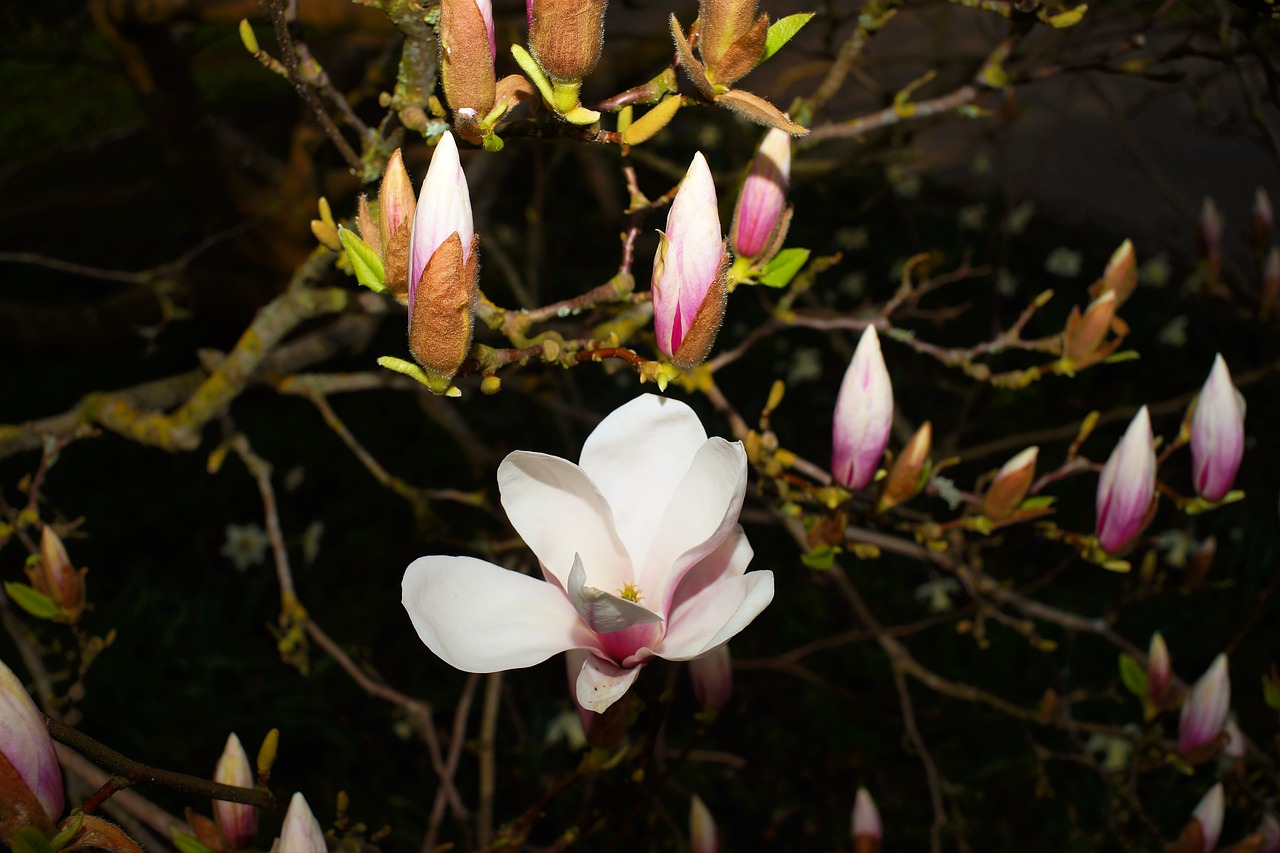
[403,395,774,713]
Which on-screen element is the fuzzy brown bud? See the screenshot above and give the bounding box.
[698,0,768,87]
[528,0,608,83]
[878,421,931,512]
[379,150,418,300]
[982,446,1038,522]
[1063,290,1117,364]
[409,232,480,378]
[441,0,497,140]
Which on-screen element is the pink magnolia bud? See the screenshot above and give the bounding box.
[689,795,718,853]
[1190,354,1245,502]
[731,128,791,262]
[1178,653,1230,757]
[407,133,480,378]
[1147,631,1171,703]
[213,733,257,850]
[1095,406,1156,553]
[688,644,732,709]
[652,152,729,367]
[1254,187,1273,252]
[879,421,931,512]
[1199,197,1224,260]
[1222,717,1245,760]
[1192,783,1225,852]
[1263,247,1280,318]
[851,787,883,852]
[833,326,893,491]
[274,792,326,853]
[0,657,63,838]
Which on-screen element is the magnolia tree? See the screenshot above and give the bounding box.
[1,0,1279,850]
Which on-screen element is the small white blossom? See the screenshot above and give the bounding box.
[221,524,269,571]
[1044,247,1083,278]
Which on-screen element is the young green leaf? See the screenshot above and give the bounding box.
[759,247,811,287]
[3,581,60,620]
[338,227,387,293]
[1118,653,1148,698]
[762,13,814,63]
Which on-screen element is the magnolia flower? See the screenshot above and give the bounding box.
[851,787,883,852]
[1095,406,1156,553]
[0,656,63,836]
[832,326,893,490]
[1179,653,1230,757]
[731,128,791,263]
[272,793,326,853]
[1190,354,1245,502]
[403,395,774,713]
[652,152,729,367]
[407,132,480,378]
[1191,783,1224,852]
[213,733,257,850]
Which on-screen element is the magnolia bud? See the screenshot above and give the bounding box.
[688,644,732,709]
[698,0,768,87]
[27,526,86,623]
[833,326,893,491]
[1199,197,1224,284]
[689,795,718,853]
[274,793,326,853]
[0,657,63,840]
[982,446,1037,522]
[1063,290,1117,364]
[1191,354,1245,502]
[652,152,729,367]
[1254,187,1273,252]
[213,733,257,850]
[407,133,480,379]
[1178,653,1230,758]
[1191,783,1225,852]
[1147,631,1171,703]
[441,0,496,140]
[1090,239,1138,307]
[879,421,931,512]
[377,150,418,300]
[731,128,791,263]
[527,0,608,83]
[1095,406,1156,554]
[851,787,883,853]
[1263,247,1280,318]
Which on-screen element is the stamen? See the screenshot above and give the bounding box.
[619,582,642,603]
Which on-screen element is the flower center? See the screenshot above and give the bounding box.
[619,582,642,603]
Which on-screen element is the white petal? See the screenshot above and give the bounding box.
[498,451,633,593]
[668,525,753,610]
[578,395,709,566]
[639,437,749,612]
[403,556,593,672]
[567,553,663,633]
[575,655,644,713]
[657,571,774,661]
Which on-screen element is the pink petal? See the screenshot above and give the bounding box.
[638,437,749,612]
[0,657,63,822]
[832,326,893,489]
[408,132,474,305]
[1191,354,1244,502]
[657,571,774,661]
[498,451,633,594]
[402,556,594,672]
[578,394,709,567]
[668,525,753,611]
[575,655,644,713]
